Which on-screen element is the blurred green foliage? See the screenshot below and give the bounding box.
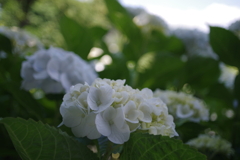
[0,0,240,159]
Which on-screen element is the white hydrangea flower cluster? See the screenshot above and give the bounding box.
[21,47,98,93]
[172,28,218,60]
[60,78,178,144]
[127,7,169,34]
[0,26,43,57]
[187,134,234,156]
[229,19,240,38]
[153,89,209,122]
[219,63,239,89]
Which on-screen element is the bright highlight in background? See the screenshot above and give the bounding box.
[120,0,240,32]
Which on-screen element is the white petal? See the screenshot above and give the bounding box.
[21,61,34,78]
[126,121,140,132]
[123,101,139,123]
[47,58,60,81]
[41,79,64,93]
[95,111,112,136]
[33,70,48,80]
[176,105,194,118]
[60,73,72,91]
[71,122,86,137]
[87,85,114,113]
[60,105,85,128]
[87,87,99,111]
[138,102,152,122]
[84,113,101,139]
[141,88,153,99]
[102,106,116,122]
[113,107,126,128]
[149,126,158,135]
[21,79,41,90]
[108,123,130,144]
[33,52,49,72]
[72,113,101,139]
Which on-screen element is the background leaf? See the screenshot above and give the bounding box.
[209,26,240,68]
[59,15,94,60]
[104,0,144,61]
[121,133,206,160]
[0,117,98,160]
[0,33,13,54]
[0,82,44,120]
[137,52,185,89]
[184,57,220,90]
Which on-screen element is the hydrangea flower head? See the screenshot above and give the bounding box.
[172,28,217,59]
[187,134,234,157]
[229,19,240,38]
[60,78,178,144]
[153,89,209,122]
[21,47,98,93]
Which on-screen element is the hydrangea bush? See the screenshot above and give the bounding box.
[60,78,178,144]
[187,134,234,157]
[172,28,217,59]
[21,47,98,93]
[153,89,209,123]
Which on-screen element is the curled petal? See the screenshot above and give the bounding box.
[87,85,114,113]
[47,58,60,81]
[108,124,130,144]
[60,104,85,128]
[138,102,152,123]
[72,113,101,139]
[95,114,111,136]
[176,105,194,118]
[123,101,139,123]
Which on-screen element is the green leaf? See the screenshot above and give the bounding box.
[176,122,207,142]
[121,133,206,160]
[59,15,93,60]
[0,82,44,120]
[104,0,144,60]
[148,30,185,55]
[137,52,185,89]
[234,74,240,101]
[209,26,240,68]
[184,57,220,90]
[98,53,130,84]
[0,33,13,53]
[90,26,108,40]
[0,117,98,160]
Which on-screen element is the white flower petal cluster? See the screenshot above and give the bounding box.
[21,47,98,93]
[126,7,169,34]
[187,134,234,156]
[172,28,218,60]
[0,26,43,56]
[219,62,238,89]
[60,78,178,144]
[153,89,209,122]
[229,19,240,38]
